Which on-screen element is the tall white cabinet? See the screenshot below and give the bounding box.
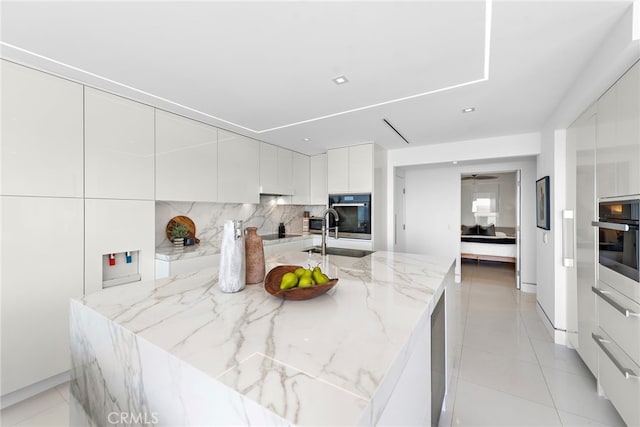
[569,60,640,427]
[567,104,598,376]
[1,60,85,397]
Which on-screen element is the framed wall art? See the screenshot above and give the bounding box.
[536,176,550,230]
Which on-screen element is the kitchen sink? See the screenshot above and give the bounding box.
[302,246,375,258]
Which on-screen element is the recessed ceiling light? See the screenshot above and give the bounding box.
[452,161,459,164]
[462,107,476,113]
[303,138,311,142]
[333,75,349,85]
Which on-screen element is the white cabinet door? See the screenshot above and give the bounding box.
[327,145,373,194]
[260,143,294,195]
[277,148,294,195]
[84,88,155,200]
[615,61,640,196]
[574,106,598,376]
[260,142,278,194]
[291,152,310,205]
[218,130,260,204]
[310,154,328,205]
[1,60,83,198]
[155,110,218,202]
[596,62,640,198]
[1,196,84,394]
[348,144,373,193]
[327,147,349,194]
[84,199,155,295]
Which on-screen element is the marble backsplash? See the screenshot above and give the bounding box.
[156,197,325,247]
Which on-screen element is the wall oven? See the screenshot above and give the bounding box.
[328,194,371,240]
[592,198,639,282]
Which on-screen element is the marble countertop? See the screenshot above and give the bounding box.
[75,250,453,425]
[155,233,314,261]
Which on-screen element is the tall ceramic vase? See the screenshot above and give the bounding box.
[244,227,265,285]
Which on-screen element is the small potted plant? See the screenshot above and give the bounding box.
[171,223,190,247]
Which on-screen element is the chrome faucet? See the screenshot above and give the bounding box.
[320,208,339,256]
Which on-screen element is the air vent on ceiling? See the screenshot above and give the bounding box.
[382,118,410,144]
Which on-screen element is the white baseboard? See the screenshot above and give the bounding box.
[0,371,69,410]
[535,303,567,345]
[520,282,536,293]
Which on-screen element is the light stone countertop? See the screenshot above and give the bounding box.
[73,250,454,425]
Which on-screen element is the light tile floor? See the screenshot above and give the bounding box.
[439,260,626,427]
[1,261,626,426]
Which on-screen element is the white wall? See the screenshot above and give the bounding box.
[396,156,537,285]
[536,4,640,343]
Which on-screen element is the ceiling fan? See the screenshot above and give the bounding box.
[461,174,497,181]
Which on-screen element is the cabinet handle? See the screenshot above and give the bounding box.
[591,221,630,232]
[592,287,640,318]
[332,203,367,207]
[592,333,639,380]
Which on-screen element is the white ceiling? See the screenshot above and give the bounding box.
[0,1,633,155]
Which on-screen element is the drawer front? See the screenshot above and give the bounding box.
[593,331,640,427]
[595,281,640,363]
[599,265,639,304]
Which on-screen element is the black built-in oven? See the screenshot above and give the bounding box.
[328,194,371,240]
[592,198,639,282]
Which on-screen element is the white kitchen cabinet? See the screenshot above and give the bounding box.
[84,88,155,200]
[260,143,278,194]
[615,61,640,196]
[218,130,260,204]
[260,143,294,195]
[1,60,83,198]
[568,105,598,376]
[348,144,374,193]
[596,61,640,198]
[327,147,349,194]
[310,154,328,205]
[1,196,84,394]
[291,152,310,205]
[327,144,373,194]
[155,110,218,202]
[84,199,155,295]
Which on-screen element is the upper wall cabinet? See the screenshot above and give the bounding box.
[596,61,640,198]
[291,151,310,205]
[218,130,260,203]
[1,61,84,197]
[156,111,218,202]
[260,143,294,195]
[310,154,328,205]
[84,88,155,200]
[328,144,373,194]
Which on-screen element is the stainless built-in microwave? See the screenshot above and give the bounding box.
[592,198,639,282]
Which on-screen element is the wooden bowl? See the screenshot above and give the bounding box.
[264,265,338,300]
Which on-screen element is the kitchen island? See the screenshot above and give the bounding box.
[70,250,458,426]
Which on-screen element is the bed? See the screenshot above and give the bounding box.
[460,224,517,264]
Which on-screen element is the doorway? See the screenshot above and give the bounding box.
[460,171,521,288]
